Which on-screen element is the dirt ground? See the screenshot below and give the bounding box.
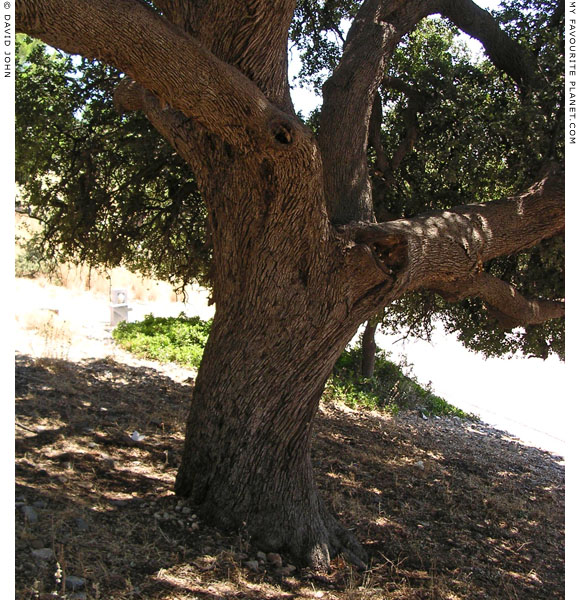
[14,278,565,599]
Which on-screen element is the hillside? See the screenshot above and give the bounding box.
[14,277,564,599]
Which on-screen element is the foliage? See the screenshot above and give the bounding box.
[326,345,474,419]
[15,235,61,281]
[113,314,471,418]
[290,0,359,90]
[376,6,564,360]
[112,313,212,367]
[289,1,564,360]
[17,0,564,358]
[15,34,211,292]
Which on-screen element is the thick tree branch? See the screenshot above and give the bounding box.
[318,0,438,224]
[113,78,212,176]
[433,272,565,328]
[341,165,564,296]
[17,0,299,152]
[318,0,396,224]
[152,0,295,110]
[437,0,540,91]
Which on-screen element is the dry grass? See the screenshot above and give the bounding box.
[17,310,74,360]
[15,350,564,600]
[15,212,186,304]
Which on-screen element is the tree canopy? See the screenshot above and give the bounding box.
[17,0,564,358]
[16,35,210,290]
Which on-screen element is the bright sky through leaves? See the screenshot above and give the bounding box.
[289,0,503,115]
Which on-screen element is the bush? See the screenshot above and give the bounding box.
[325,345,474,419]
[112,313,212,368]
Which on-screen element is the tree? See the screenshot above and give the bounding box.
[16,36,211,290]
[17,0,564,569]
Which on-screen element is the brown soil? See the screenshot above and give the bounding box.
[15,285,564,600]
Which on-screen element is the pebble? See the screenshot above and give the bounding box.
[65,576,86,591]
[244,560,260,573]
[31,548,54,561]
[256,551,267,562]
[21,505,38,523]
[266,552,283,567]
[275,565,296,576]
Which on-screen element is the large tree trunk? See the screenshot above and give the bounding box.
[169,125,376,569]
[175,307,366,568]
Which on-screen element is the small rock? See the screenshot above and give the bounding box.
[256,551,267,562]
[414,460,425,469]
[65,576,86,591]
[244,560,260,573]
[30,539,45,549]
[182,506,192,514]
[266,552,283,567]
[275,565,296,576]
[75,517,89,531]
[21,505,38,523]
[87,442,98,449]
[31,548,54,561]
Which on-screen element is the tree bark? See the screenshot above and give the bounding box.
[361,320,379,379]
[174,306,367,569]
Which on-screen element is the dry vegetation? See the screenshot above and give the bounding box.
[15,280,564,600]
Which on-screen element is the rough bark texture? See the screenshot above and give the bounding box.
[361,320,379,379]
[17,0,565,570]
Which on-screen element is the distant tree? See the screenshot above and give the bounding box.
[17,0,564,569]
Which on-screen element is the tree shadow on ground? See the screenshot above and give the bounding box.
[15,354,564,599]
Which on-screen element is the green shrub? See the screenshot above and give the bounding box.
[325,345,475,419]
[112,313,212,368]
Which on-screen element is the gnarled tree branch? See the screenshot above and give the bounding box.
[436,0,540,91]
[17,0,298,152]
[341,165,564,308]
[152,0,295,110]
[113,78,213,176]
[433,272,564,328]
[318,0,399,224]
